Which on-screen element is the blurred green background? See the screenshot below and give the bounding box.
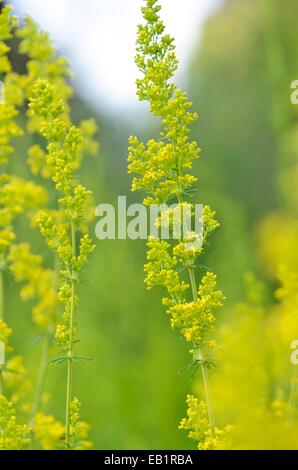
[5,0,298,449]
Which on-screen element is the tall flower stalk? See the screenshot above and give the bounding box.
[0,3,97,449]
[128,0,224,449]
[30,80,95,449]
[0,4,51,448]
[7,12,98,428]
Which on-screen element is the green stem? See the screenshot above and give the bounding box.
[65,347,73,446]
[176,177,216,434]
[65,220,76,447]
[188,267,216,436]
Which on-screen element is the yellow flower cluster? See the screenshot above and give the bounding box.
[145,238,189,303]
[8,244,58,328]
[0,395,30,450]
[204,271,298,449]
[0,177,47,258]
[179,395,230,450]
[145,239,223,345]
[0,5,47,259]
[0,4,20,166]
[66,397,92,450]
[128,0,200,207]
[33,412,64,450]
[273,267,298,372]
[169,273,224,345]
[3,355,31,406]
[0,320,12,348]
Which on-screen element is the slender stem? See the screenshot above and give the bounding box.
[188,267,216,436]
[30,335,50,420]
[65,348,73,445]
[65,220,76,446]
[176,173,216,433]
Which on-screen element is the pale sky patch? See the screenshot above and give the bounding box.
[12,0,221,111]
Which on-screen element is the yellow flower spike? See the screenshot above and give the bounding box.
[8,243,58,328]
[0,4,98,449]
[179,395,230,450]
[0,395,30,450]
[129,0,225,447]
[30,79,96,448]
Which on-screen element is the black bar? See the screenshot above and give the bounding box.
[0,450,297,465]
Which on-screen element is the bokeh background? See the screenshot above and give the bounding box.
[4,0,298,449]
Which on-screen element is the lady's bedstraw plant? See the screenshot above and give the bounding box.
[128,0,225,449]
[0,5,49,449]
[0,4,64,447]
[7,13,97,443]
[29,80,95,449]
[0,3,97,449]
[0,2,98,448]
[6,16,68,424]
